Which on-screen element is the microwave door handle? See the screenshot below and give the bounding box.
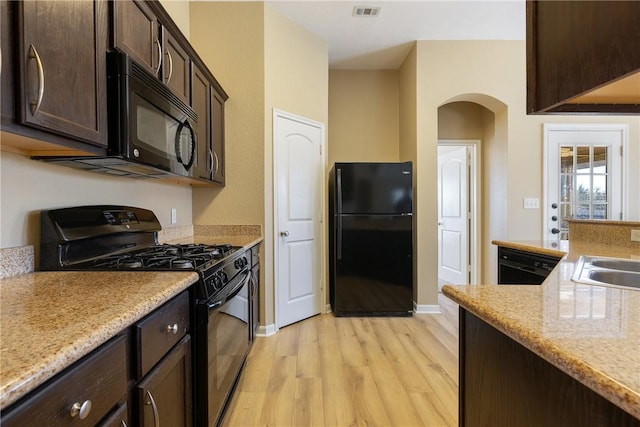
[175,120,196,171]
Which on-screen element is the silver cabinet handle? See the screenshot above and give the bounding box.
[280,230,289,237]
[208,149,214,179]
[166,323,178,334]
[165,49,173,84]
[213,151,220,177]
[155,38,162,76]
[70,399,92,419]
[28,45,44,115]
[146,390,160,427]
[121,421,128,427]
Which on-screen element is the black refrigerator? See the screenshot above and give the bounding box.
[329,162,414,316]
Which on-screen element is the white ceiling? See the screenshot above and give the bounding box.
[266,0,526,69]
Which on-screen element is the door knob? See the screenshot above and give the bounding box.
[280,230,289,237]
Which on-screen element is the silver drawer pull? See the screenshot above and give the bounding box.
[70,399,92,419]
[167,323,178,334]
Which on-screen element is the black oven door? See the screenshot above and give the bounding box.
[195,269,250,427]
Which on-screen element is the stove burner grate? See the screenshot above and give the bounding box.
[91,243,236,270]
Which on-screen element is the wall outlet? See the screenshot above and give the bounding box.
[171,208,177,224]
[523,197,540,209]
[631,229,640,242]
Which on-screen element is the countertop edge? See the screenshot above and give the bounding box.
[491,239,567,258]
[442,284,640,420]
[0,272,198,410]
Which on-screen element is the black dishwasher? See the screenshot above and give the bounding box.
[497,246,561,285]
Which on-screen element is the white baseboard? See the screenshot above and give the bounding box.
[256,324,277,337]
[414,303,441,314]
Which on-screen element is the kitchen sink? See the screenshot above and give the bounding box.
[571,256,640,290]
[590,258,640,273]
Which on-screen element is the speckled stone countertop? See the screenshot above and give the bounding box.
[0,271,198,409]
[0,233,263,410]
[444,241,640,419]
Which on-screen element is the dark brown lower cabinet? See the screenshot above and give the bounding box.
[460,309,640,427]
[0,335,128,427]
[99,402,129,427]
[135,335,192,427]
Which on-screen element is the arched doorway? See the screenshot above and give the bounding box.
[437,96,508,285]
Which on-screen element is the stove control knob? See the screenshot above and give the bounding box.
[220,271,229,283]
[213,275,222,289]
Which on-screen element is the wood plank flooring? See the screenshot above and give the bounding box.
[222,294,459,427]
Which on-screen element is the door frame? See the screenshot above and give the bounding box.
[437,139,481,286]
[272,109,326,331]
[542,123,629,241]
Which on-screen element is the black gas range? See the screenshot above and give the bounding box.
[40,205,253,427]
[40,205,248,300]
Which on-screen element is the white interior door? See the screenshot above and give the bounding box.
[544,124,626,241]
[438,146,469,286]
[274,110,324,328]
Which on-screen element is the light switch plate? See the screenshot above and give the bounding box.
[524,197,540,209]
[171,208,177,224]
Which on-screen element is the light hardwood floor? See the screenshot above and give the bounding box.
[222,294,459,427]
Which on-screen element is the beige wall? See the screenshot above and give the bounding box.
[398,45,418,300]
[414,40,640,302]
[438,102,486,139]
[0,2,194,252]
[264,4,329,323]
[159,0,190,39]
[328,70,399,165]
[189,2,265,228]
[189,2,328,329]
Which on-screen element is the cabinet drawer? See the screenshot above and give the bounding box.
[1,335,128,427]
[135,291,189,378]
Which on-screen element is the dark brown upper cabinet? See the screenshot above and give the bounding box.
[162,28,191,106]
[192,63,227,185]
[112,0,160,77]
[112,0,191,106]
[16,0,109,147]
[526,0,640,114]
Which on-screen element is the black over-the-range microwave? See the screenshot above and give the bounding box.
[36,52,200,179]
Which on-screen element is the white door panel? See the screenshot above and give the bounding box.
[438,146,469,285]
[275,110,324,328]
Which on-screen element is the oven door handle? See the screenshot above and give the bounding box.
[206,268,251,312]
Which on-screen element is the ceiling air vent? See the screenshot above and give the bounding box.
[353,6,381,17]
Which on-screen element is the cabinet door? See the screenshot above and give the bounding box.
[211,87,226,184]
[18,0,108,147]
[136,335,192,427]
[1,0,16,126]
[161,27,191,106]
[112,0,160,77]
[98,402,129,427]
[192,64,212,180]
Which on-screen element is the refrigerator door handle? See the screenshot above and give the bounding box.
[336,168,343,260]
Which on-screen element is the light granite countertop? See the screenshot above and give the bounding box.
[0,271,198,410]
[444,241,640,419]
[0,234,263,410]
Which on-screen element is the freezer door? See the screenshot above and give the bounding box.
[332,214,413,315]
[335,162,412,215]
